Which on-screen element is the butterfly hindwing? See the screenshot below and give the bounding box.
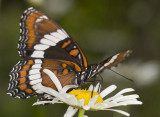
[7,59,78,99]
[7,59,38,99]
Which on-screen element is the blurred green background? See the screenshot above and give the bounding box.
[1,0,160,117]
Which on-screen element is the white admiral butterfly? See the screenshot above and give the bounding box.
[7,8,132,100]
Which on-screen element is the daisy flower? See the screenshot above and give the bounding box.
[33,69,142,117]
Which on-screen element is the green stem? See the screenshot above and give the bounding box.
[78,109,85,117]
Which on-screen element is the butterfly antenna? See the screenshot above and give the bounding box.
[109,69,134,82]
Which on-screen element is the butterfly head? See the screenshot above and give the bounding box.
[76,64,100,86]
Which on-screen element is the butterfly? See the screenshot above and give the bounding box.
[7,7,132,100]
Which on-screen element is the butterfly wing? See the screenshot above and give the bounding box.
[7,59,78,99]
[18,7,87,68]
[97,50,132,72]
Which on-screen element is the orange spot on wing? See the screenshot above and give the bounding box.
[61,40,71,48]
[74,63,81,72]
[69,49,79,57]
[71,40,88,68]
[33,92,37,95]
[25,89,33,94]
[18,84,27,90]
[80,50,87,68]
[43,59,81,72]
[62,69,69,75]
[19,71,27,77]
[18,77,27,84]
[60,60,81,72]
[22,65,30,70]
[62,63,67,68]
[27,60,34,64]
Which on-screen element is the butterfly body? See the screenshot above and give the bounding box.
[7,8,132,99]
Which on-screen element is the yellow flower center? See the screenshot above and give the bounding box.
[68,89,103,105]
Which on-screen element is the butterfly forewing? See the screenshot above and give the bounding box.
[98,50,132,72]
[18,7,87,68]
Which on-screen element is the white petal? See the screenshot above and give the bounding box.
[103,95,123,103]
[60,85,78,93]
[104,109,130,116]
[44,87,59,97]
[66,95,78,105]
[43,69,62,91]
[88,84,94,91]
[88,95,98,107]
[93,103,107,109]
[32,100,58,106]
[99,85,117,98]
[83,105,90,110]
[83,115,88,117]
[94,83,101,92]
[64,106,78,117]
[118,100,143,106]
[77,99,85,107]
[103,99,142,108]
[60,94,78,106]
[115,88,135,96]
[32,83,59,97]
[132,101,142,105]
[103,89,136,103]
[113,94,139,103]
